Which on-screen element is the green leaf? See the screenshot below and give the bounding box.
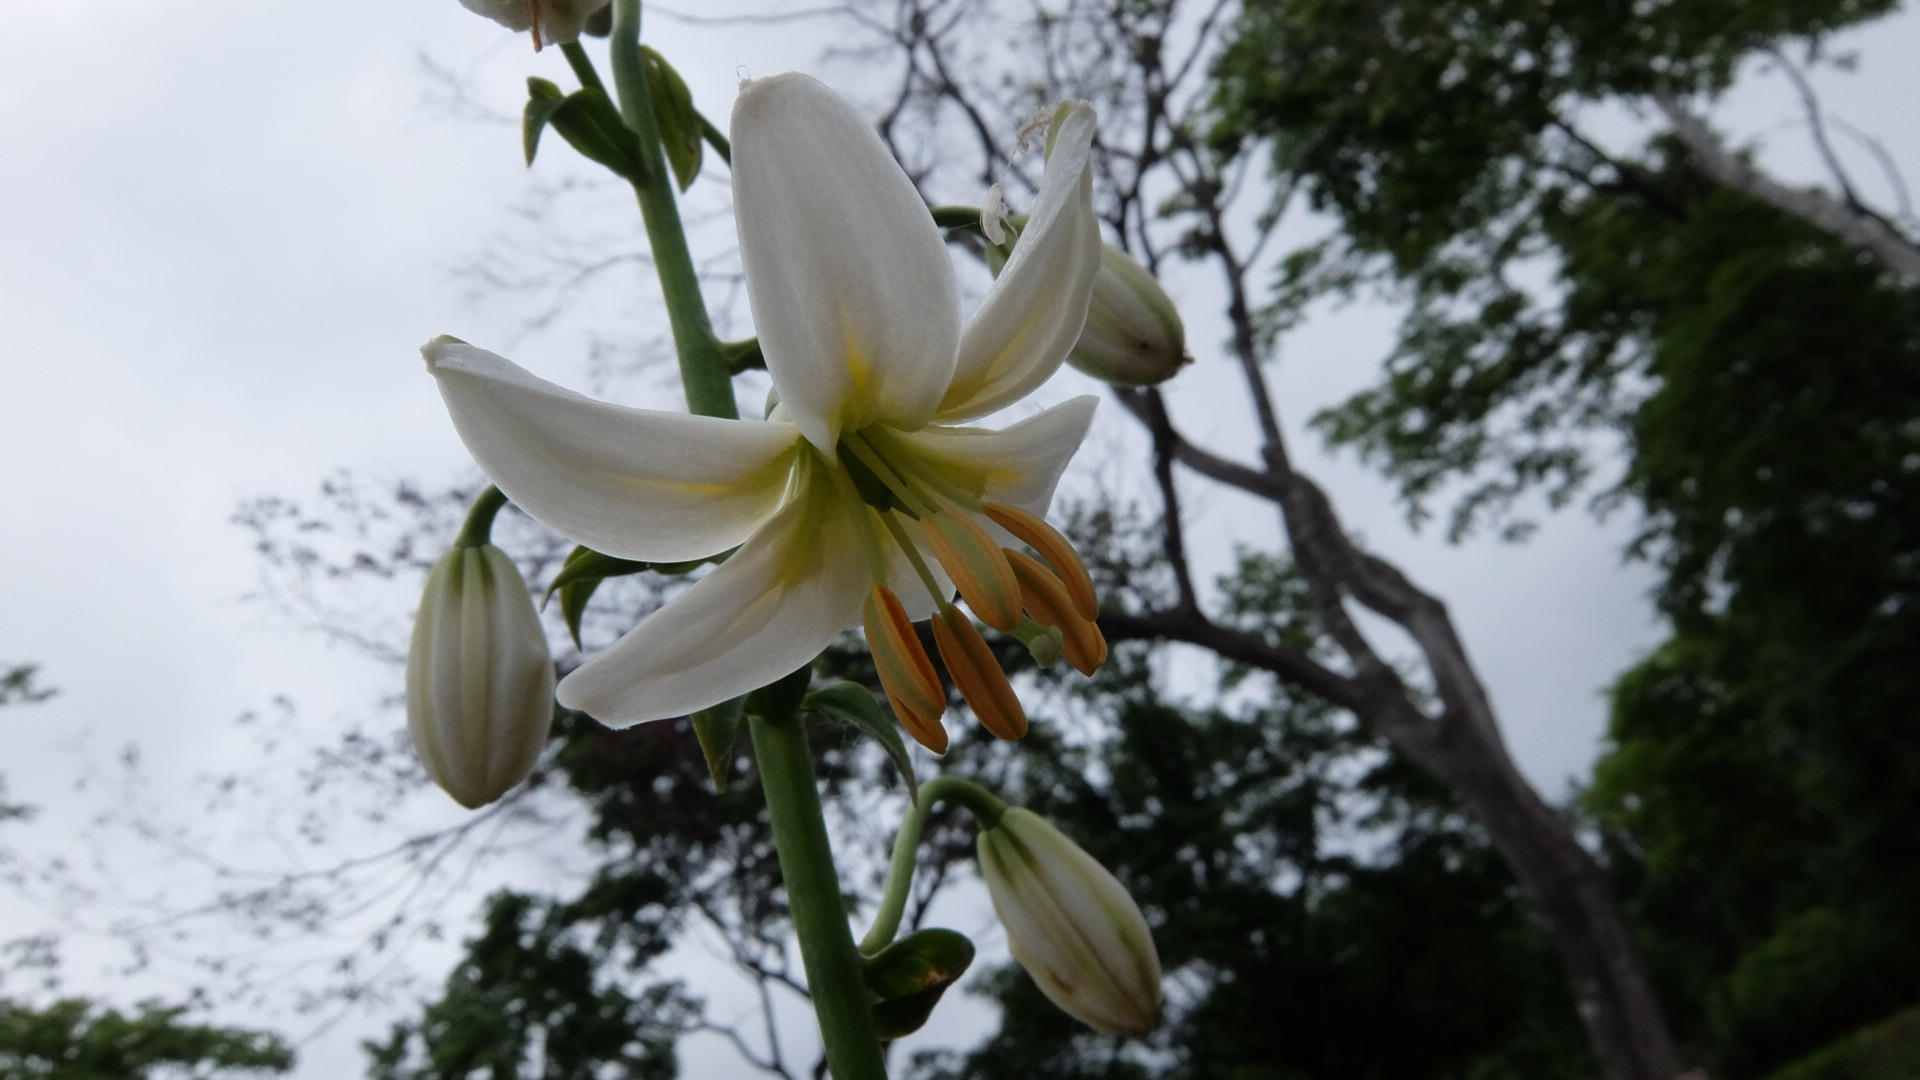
[545,546,653,601]
[642,47,703,191]
[862,928,975,1040]
[545,546,651,648]
[548,86,649,182]
[689,695,745,792]
[523,77,568,167]
[805,682,919,804]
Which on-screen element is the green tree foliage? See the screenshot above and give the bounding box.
[1214,1,1920,1075]
[0,999,292,1080]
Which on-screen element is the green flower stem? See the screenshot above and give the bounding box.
[587,10,881,1072]
[603,0,736,420]
[455,485,509,548]
[860,777,1008,955]
[748,705,889,1080]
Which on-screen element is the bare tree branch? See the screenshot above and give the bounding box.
[1657,90,1920,284]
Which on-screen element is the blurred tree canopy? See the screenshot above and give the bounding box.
[1214,0,1920,1076]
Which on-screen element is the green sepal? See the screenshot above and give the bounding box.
[523,78,568,167]
[862,928,975,1040]
[641,47,703,191]
[805,682,919,805]
[689,695,746,792]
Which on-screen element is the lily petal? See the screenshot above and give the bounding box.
[556,473,867,727]
[426,340,801,564]
[732,73,961,451]
[939,103,1102,422]
[904,395,1099,516]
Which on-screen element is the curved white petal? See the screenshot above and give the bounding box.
[905,395,1099,517]
[732,73,961,451]
[939,104,1102,422]
[556,473,869,727]
[426,340,801,563]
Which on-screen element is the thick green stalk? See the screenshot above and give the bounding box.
[590,8,880,1072]
[749,706,888,1080]
[603,0,736,420]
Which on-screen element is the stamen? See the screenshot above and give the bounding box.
[863,585,949,753]
[528,0,546,49]
[931,605,1029,741]
[919,514,1023,632]
[1005,549,1108,676]
[984,503,1099,620]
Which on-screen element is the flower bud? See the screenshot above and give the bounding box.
[977,808,1162,1036]
[407,543,556,809]
[455,0,610,49]
[985,235,1190,387]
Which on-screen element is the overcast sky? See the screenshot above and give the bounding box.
[4,2,1917,1076]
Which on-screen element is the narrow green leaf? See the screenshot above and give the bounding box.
[690,695,745,792]
[545,546,652,602]
[642,47,703,191]
[862,928,975,1039]
[523,77,568,166]
[805,682,919,804]
[555,577,601,650]
[549,86,649,182]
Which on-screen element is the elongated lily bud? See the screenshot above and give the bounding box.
[407,543,556,808]
[977,808,1162,1037]
[455,0,610,48]
[984,235,1190,388]
[1069,243,1192,386]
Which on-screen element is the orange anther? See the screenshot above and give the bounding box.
[920,513,1023,633]
[931,605,1029,741]
[863,584,949,753]
[1006,549,1108,676]
[983,503,1098,621]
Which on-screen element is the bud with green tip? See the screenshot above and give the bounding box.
[455,0,610,49]
[407,533,556,809]
[977,808,1162,1036]
[986,235,1191,387]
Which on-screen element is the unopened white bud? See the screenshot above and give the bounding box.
[407,543,556,809]
[984,230,1190,387]
[977,808,1162,1037]
[1069,244,1191,386]
[455,0,610,48]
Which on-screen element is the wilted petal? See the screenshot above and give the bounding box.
[939,103,1102,422]
[732,73,961,452]
[426,340,800,563]
[904,395,1098,516]
[556,474,868,726]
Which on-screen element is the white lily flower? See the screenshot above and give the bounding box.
[455,0,608,49]
[424,74,1107,746]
